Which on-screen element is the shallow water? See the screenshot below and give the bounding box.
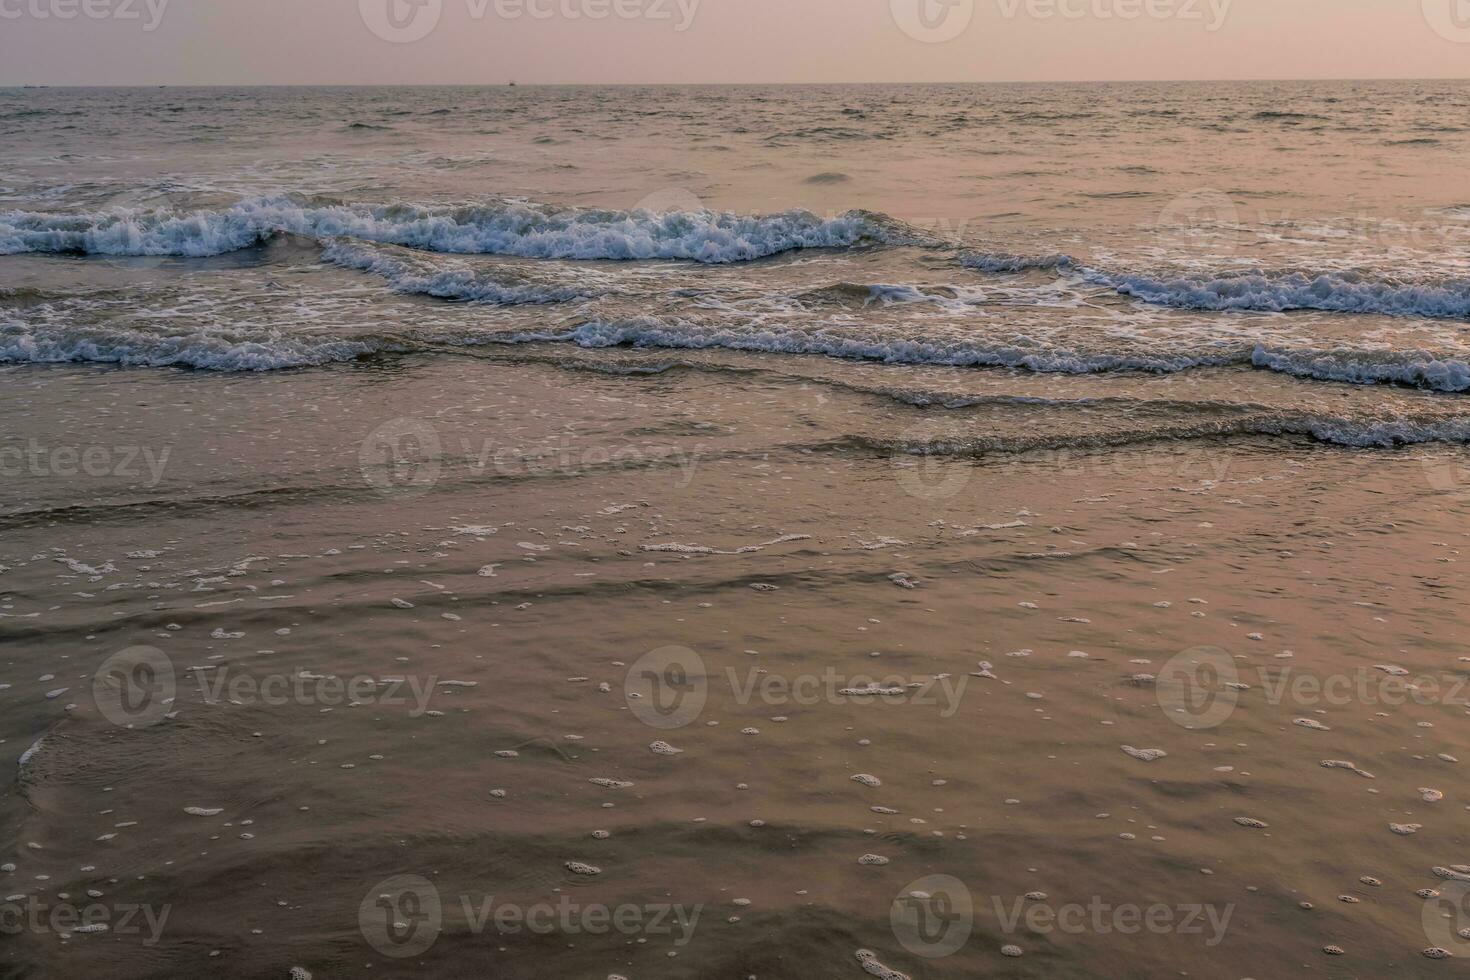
[3,83,1470,979]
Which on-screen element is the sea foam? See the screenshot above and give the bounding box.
[0,196,913,263]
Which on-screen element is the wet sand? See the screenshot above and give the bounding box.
[4,352,1470,978]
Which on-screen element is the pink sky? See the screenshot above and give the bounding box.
[2,0,1469,85]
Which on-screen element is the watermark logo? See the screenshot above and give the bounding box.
[1423,0,1470,43]
[625,649,968,730]
[891,0,975,42]
[893,423,972,502]
[625,645,708,730]
[359,0,443,42]
[633,186,706,215]
[92,650,442,727]
[1423,880,1470,956]
[92,646,175,729]
[1156,188,1242,255]
[1422,450,1470,502]
[360,875,443,958]
[360,417,701,497]
[892,875,974,958]
[1156,645,1239,730]
[358,876,701,955]
[360,418,444,498]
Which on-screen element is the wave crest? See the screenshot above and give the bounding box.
[1088,268,1470,320]
[0,196,917,263]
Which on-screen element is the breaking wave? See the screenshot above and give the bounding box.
[0,196,918,263]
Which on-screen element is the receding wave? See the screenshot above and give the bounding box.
[793,281,983,307]
[0,196,919,263]
[505,317,1470,392]
[853,413,1470,451]
[510,316,1242,375]
[0,314,401,371]
[10,302,1470,393]
[320,240,614,305]
[1249,345,1470,391]
[959,251,1075,273]
[1086,269,1470,320]
[957,255,1470,321]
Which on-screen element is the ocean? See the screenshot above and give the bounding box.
[3,82,1470,978]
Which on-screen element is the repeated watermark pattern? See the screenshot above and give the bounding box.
[1422,450,1470,502]
[0,0,169,30]
[891,874,974,958]
[894,426,1234,503]
[0,896,170,944]
[1155,187,1242,253]
[890,0,977,43]
[893,877,1234,957]
[92,645,177,728]
[1424,880,1470,956]
[1423,0,1470,43]
[1157,190,1470,259]
[91,645,442,728]
[991,893,1233,946]
[359,417,701,498]
[358,875,700,958]
[625,645,968,728]
[359,0,701,43]
[0,441,170,486]
[892,0,1231,41]
[1156,645,1470,730]
[999,0,1230,29]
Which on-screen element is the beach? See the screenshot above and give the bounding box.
[3,82,1470,978]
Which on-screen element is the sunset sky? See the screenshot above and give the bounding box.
[2,0,1468,85]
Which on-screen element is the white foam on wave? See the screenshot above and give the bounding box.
[0,196,912,263]
[958,253,1470,321]
[521,315,1237,376]
[1251,344,1470,392]
[320,241,613,305]
[513,317,1470,401]
[1087,269,1470,320]
[0,314,388,371]
[960,252,1075,273]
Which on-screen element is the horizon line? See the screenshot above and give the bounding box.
[5,75,1470,88]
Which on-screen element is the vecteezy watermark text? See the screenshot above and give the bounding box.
[358,875,701,958]
[624,646,968,729]
[992,894,1234,946]
[191,667,440,717]
[0,896,170,945]
[997,0,1230,30]
[0,0,168,29]
[359,417,702,498]
[91,646,442,729]
[891,0,1230,42]
[891,876,1234,958]
[359,0,700,43]
[0,441,170,486]
[1156,645,1470,730]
